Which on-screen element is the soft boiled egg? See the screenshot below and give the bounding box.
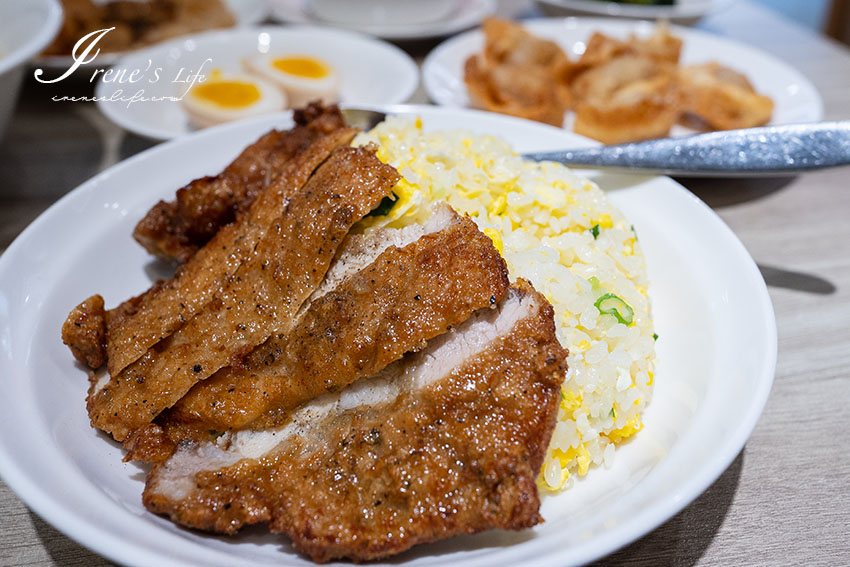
[181,71,287,128]
[244,55,340,108]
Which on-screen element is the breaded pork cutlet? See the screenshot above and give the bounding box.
[87,145,398,442]
[124,205,511,461]
[134,103,349,263]
[103,124,358,377]
[143,280,567,562]
[62,111,357,376]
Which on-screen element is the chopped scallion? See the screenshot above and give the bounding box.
[594,293,635,325]
[590,224,600,239]
[588,276,600,289]
[367,192,397,217]
[652,333,658,341]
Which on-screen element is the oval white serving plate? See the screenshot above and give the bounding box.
[0,105,776,567]
[94,26,419,140]
[536,0,732,23]
[423,18,823,137]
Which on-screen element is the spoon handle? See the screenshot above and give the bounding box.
[522,122,850,177]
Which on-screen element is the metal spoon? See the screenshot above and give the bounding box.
[341,108,850,177]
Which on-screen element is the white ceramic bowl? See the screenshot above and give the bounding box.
[309,0,455,26]
[0,0,63,139]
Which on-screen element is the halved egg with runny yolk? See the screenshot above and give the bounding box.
[181,71,286,128]
[244,55,340,108]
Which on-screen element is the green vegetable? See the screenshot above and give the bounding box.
[590,224,600,239]
[594,293,635,325]
[560,389,566,401]
[653,333,659,341]
[631,225,639,241]
[367,193,397,217]
[609,406,616,419]
[588,276,600,289]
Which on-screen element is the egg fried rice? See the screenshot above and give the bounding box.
[353,117,656,491]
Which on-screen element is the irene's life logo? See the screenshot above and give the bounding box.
[34,28,210,107]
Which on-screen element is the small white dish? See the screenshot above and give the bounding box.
[0,0,63,139]
[423,18,824,137]
[268,0,496,41]
[0,104,776,567]
[537,0,732,24]
[34,0,269,72]
[94,26,419,140]
[310,0,456,27]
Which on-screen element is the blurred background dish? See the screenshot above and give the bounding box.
[268,0,497,41]
[0,0,63,140]
[36,0,269,71]
[537,0,733,25]
[94,26,419,140]
[309,0,456,27]
[423,18,823,140]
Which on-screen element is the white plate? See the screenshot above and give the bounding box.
[35,0,269,72]
[0,105,776,567]
[268,0,496,41]
[94,26,419,140]
[423,18,824,137]
[537,0,732,23]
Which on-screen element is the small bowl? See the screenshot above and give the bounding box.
[0,0,63,140]
[309,0,455,26]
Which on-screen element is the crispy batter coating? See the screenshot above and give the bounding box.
[143,281,567,562]
[107,119,357,377]
[678,62,774,130]
[464,18,571,126]
[573,55,680,144]
[88,146,398,442]
[125,208,510,461]
[61,295,107,369]
[134,104,350,263]
[465,20,771,144]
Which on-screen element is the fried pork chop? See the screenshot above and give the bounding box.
[63,113,357,376]
[88,145,398,442]
[105,123,357,377]
[134,103,349,263]
[61,294,107,369]
[124,205,510,460]
[143,280,567,562]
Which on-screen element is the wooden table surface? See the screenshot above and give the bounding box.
[2,1,849,565]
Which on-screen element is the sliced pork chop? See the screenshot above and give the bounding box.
[133,102,349,263]
[61,294,107,369]
[126,205,510,459]
[87,146,398,442]
[143,280,567,562]
[104,124,357,377]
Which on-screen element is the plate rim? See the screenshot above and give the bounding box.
[0,103,777,567]
[536,0,733,20]
[93,25,420,141]
[422,16,824,126]
[267,0,497,41]
[1,0,64,76]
